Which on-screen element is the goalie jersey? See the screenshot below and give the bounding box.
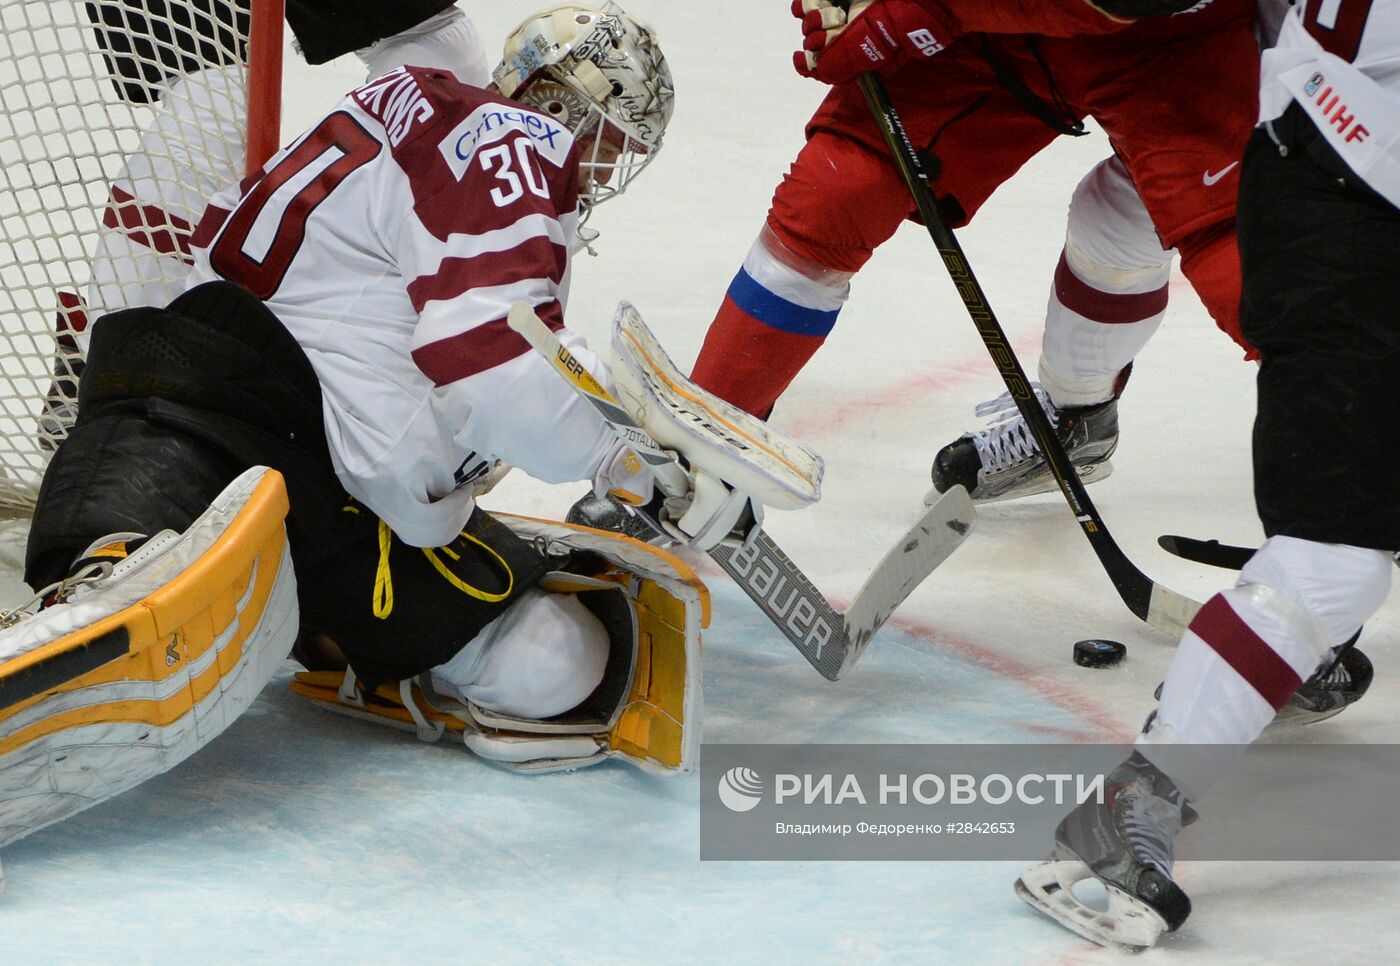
[1261,1,1400,210]
[183,67,617,547]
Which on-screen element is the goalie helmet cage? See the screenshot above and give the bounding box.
[0,0,284,517]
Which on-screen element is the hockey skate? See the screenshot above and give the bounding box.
[1153,639,1374,728]
[1016,752,1194,951]
[565,491,668,544]
[928,385,1117,504]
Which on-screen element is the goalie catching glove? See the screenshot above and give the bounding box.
[593,301,823,551]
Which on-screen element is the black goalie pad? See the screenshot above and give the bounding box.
[27,282,344,585]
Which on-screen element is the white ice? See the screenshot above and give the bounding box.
[2,3,1399,963]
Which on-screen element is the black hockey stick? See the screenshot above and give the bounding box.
[1157,535,1254,570]
[853,70,1200,637]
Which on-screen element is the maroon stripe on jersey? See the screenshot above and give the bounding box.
[189,205,233,252]
[1191,594,1303,710]
[412,299,565,386]
[406,235,567,313]
[1053,252,1168,325]
[102,185,195,263]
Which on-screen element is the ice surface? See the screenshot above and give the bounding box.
[2,3,1398,963]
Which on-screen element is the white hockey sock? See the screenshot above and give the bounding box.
[356,8,489,87]
[1039,156,1173,408]
[1038,242,1169,408]
[1139,537,1392,798]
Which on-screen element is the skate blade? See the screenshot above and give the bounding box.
[923,460,1114,507]
[1014,855,1167,951]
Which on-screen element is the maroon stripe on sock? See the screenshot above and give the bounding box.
[1191,594,1302,710]
[1053,252,1168,325]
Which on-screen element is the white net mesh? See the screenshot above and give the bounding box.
[0,0,269,517]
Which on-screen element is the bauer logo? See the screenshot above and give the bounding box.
[717,767,764,812]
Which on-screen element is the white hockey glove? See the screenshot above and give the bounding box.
[668,468,764,550]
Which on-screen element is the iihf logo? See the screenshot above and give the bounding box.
[1305,72,1324,97]
[717,766,764,812]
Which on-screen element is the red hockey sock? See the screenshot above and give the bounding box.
[690,294,827,417]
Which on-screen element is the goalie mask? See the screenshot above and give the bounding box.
[494,3,673,222]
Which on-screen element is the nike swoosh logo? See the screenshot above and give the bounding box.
[1202,162,1239,186]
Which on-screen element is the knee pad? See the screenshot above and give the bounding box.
[767,131,911,274]
[436,589,610,720]
[290,516,708,774]
[1063,157,1173,290]
[1237,536,1392,649]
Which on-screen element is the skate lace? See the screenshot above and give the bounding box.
[0,560,114,628]
[970,385,1058,472]
[1115,777,1185,878]
[1315,653,1352,689]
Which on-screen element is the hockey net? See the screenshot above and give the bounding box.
[0,0,283,519]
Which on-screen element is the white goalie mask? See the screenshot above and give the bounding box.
[494,3,674,223]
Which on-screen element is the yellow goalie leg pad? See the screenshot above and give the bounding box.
[0,466,297,861]
[291,514,708,774]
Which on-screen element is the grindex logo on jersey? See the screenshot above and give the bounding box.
[354,67,435,147]
[440,104,572,181]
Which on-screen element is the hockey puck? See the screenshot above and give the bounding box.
[1073,639,1126,668]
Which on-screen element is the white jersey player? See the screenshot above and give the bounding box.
[0,3,819,884]
[1017,0,1400,948]
[43,3,491,448]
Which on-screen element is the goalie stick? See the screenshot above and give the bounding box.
[852,70,1201,638]
[506,301,976,680]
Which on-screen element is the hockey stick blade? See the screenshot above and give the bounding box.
[854,72,1202,640]
[507,301,976,679]
[1157,535,1254,570]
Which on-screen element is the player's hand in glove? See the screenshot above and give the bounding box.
[793,0,958,84]
[664,469,764,551]
[594,440,762,552]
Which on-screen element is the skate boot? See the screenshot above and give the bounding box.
[1016,751,1194,950]
[929,385,1117,503]
[1152,637,1373,728]
[565,491,667,544]
[1280,643,1374,724]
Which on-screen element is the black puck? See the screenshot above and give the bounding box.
[1074,639,1126,668]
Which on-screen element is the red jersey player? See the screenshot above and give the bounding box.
[688,0,1260,498]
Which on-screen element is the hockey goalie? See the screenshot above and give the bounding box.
[0,3,824,882]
